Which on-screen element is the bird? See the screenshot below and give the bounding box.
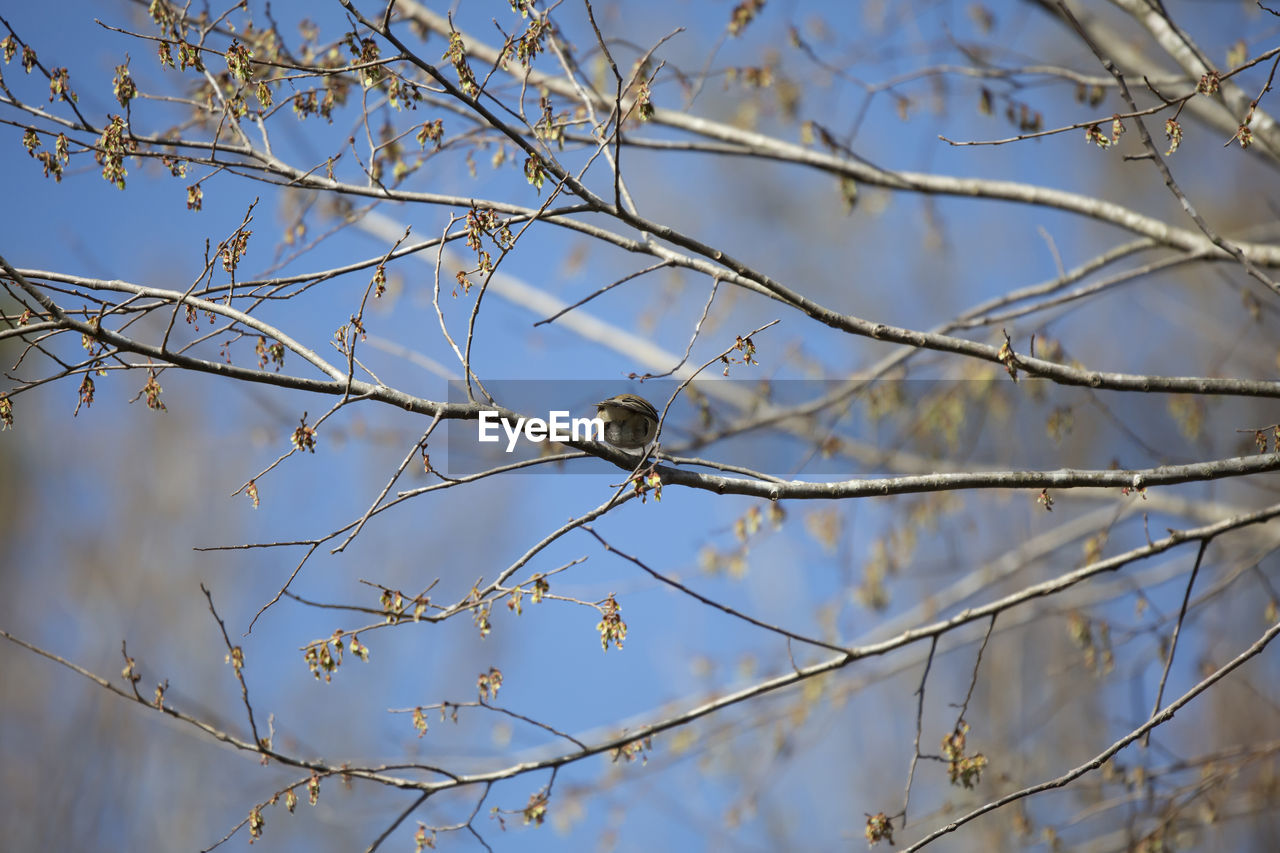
[595,393,659,449]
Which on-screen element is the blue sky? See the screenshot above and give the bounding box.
[4,1,1279,850]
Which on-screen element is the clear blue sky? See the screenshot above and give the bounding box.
[3,1,1275,850]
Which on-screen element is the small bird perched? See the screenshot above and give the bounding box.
[595,393,659,449]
